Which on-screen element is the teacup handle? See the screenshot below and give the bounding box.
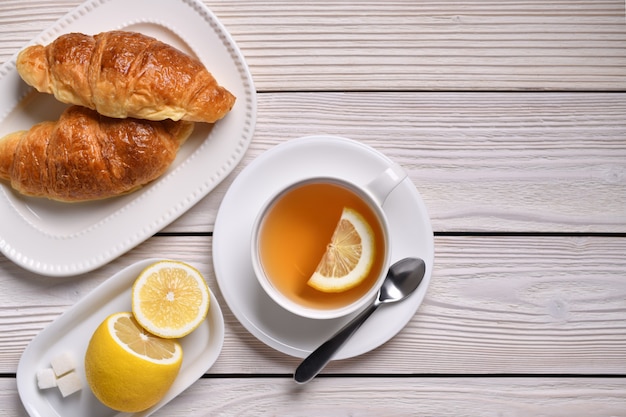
[364,163,407,206]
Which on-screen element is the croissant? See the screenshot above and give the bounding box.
[16,30,236,123]
[0,106,194,202]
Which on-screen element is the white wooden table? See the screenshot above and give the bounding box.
[1,1,625,415]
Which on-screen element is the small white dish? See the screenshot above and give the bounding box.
[17,258,225,417]
[0,0,256,276]
[213,135,434,359]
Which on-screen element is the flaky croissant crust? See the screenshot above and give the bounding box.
[16,31,236,123]
[0,106,194,202]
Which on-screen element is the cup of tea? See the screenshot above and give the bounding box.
[251,163,406,319]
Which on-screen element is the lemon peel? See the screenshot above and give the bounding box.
[84,312,182,412]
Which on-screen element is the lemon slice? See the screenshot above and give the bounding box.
[132,260,210,339]
[84,312,182,412]
[307,207,376,292]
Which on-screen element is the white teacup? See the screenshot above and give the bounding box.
[251,163,406,320]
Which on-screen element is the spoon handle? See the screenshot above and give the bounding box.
[294,302,380,384]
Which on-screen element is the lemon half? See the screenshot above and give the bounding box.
[132,260,210,339]
[84,312,182,413]
[307,207,375,292]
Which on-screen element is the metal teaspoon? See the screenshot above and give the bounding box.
[294,257,426,384]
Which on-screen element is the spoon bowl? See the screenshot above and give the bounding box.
[294,257,426,384]
[378,257,426,304]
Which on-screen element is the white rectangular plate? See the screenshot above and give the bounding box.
[17,258,225,417]
[0,0,256,276]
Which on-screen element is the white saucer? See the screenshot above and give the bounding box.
[212,135,434,359]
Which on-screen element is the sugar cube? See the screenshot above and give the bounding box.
[50,352,76,377]
[36,368,57,389]
[56,371,82,397]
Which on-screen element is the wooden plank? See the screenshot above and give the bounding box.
[211,0,626,91]
[1,235,624,375]
[0,379,27,417]
[164,91,626,233]
[2,377,626,417]
[0,91,622,234]
[0,1,624,91]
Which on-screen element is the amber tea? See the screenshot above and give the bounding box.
[256,180,387,311]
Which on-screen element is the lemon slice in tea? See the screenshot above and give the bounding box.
[307,207,375,292]
[84,312,182,412]
[132,260,210,338]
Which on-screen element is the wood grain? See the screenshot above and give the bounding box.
[0,1,624,91]
[2,377,626,417]
[164,91,626,233]
[1,235,624,375]
[211,0,626,91]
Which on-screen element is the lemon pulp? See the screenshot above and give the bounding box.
[132,260,210,338]
[307,207,376,292]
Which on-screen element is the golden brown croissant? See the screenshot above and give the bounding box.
[16,30,236,123]
[0,106,194,202]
